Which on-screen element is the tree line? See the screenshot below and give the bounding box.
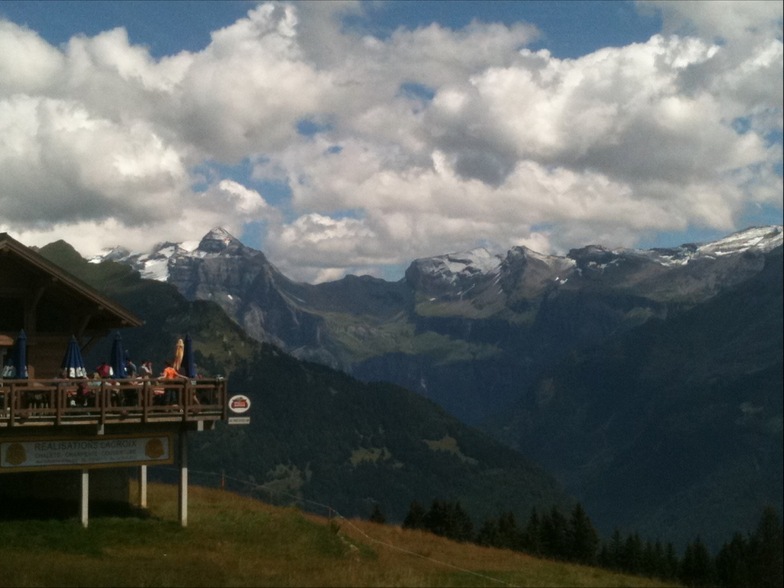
[374,500,783,587]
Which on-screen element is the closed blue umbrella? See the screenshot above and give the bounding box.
[110,331,127,378]
[61,335,87,378]
[182,333,196,378]
[12,329,27,379]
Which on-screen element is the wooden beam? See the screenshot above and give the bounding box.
[77,313,93,338]
[31,283,46,308]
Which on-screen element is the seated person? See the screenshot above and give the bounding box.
[139,360,153,378]
[74,378,93,407]
[95,362,113,378]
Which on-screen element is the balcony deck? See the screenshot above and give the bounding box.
[0,378,227,429]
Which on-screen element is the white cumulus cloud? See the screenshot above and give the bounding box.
[0,1,780,282]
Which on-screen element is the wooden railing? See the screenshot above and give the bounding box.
[0,377,228,428]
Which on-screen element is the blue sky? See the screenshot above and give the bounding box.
[2,1,662,59]
[0,1,781,282]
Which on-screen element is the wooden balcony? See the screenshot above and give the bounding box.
[0,378,228,429]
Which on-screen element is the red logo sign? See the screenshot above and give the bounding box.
[229,395,251,414]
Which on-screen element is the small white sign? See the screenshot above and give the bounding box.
[228,394,251,414]
[228,416,251,425]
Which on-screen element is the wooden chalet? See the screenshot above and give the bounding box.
[0,233,233,527]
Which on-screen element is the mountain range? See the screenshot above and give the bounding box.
[86,225,783,548]
[94,225,782,418]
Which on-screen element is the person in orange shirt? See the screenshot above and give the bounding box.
[160,360,184,405]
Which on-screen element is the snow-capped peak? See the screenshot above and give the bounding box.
[639,225,783,267]
[86,228,246,282]
[694,226,783,258]
[403,247,505,298]
[412,248,502,282]
[88,246,131,264]
[197,227,244,255]
[444,248,502,275]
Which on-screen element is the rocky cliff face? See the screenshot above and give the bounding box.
[101,228,327,354]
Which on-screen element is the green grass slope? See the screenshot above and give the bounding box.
[0,483,675,588]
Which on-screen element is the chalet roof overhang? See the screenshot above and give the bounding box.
[0,233,142,334]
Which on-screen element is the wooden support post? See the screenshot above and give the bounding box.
[178,431,188,527]
[80,469,89,528]
[139,465,147,508]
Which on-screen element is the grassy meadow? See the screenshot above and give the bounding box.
[0,483,678,587]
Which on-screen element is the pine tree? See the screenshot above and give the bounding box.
[663,542,679,580]
[424,499,449,537]
[622,532,643,574]
[597,543,612,569]
[650,540,669,580]
[497,511,521,551]
[541,506,569,559]
[402,500,427,530]
[680,536,713,587]
[716,532,751,587]
[749,506,783,588]
[642,539,657,577]
[568,502,599,564]
[522,508,542,555]
[369,503,386,524]
[476,518,500,547]
[602,528,624,570]
[447,501,474,543]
